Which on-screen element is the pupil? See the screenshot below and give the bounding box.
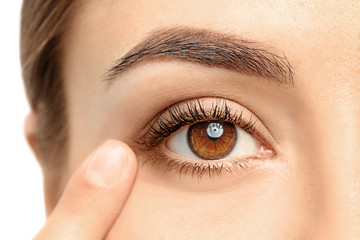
[207,122,224,140]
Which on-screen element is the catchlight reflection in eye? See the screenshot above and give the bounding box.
[167,120,258,161]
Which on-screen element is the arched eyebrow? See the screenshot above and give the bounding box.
[104,27,294,86]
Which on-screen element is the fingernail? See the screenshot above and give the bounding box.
[85,140,128,188]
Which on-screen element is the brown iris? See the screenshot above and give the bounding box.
[187,121,237,160]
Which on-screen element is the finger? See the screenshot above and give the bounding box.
[34,140,137,240]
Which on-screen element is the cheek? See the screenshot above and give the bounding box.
[105,161,308,239]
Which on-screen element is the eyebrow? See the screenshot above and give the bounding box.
[105,27,294,86]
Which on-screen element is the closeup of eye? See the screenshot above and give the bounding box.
[167,121,258,160]
[137,98,275,179]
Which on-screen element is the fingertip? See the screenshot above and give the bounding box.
[84,139,137,189]
[100,139,138,176]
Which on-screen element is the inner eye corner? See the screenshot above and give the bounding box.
[257,140,277,159]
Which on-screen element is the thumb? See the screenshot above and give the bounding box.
[34,140,137,240]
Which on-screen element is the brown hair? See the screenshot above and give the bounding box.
[20,0,79,167]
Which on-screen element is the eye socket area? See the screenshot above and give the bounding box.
[137,97,277,169]
[166,120,260,161]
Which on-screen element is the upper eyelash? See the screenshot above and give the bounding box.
[136,99,257,148]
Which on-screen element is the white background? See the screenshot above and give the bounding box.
[0,1,46,239]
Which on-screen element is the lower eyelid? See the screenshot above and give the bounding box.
[139,133,274,181]
[140,144,274,184]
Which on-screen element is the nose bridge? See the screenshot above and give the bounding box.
[309,84,360,238]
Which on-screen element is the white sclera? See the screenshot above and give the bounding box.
[167,124,258,160]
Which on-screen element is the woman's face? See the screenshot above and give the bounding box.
[48,0,360,238]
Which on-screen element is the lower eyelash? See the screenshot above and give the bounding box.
[140,150,258,181]
[137,98,257,148]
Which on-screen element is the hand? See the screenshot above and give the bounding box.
[33,140,137,240]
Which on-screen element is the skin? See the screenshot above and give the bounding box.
[26,0,360,239]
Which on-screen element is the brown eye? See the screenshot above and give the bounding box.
[188,121,236,160]
[167,118,258,161]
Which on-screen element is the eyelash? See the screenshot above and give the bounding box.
[136,99,265,179]
[138,99,257,147]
